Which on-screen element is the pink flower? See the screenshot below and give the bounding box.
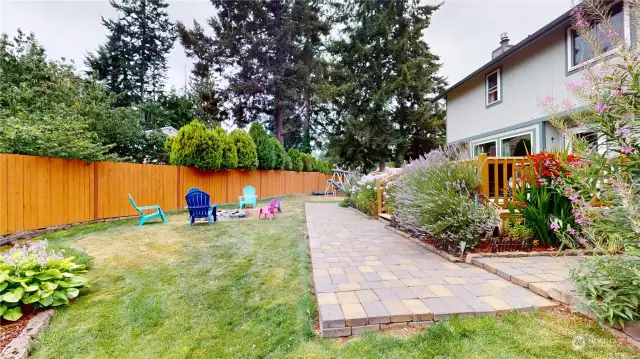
[594,103,612,114]
[562,98,574,111]
[568,227,576,235]
[612,88,629,96]
[550,221,560,232]
[538,178,547,185]
[620,146,635,154]
[615,127,631,139]
[569,192,579,201]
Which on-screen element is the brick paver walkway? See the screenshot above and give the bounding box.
[306,203,555,337]
[471,256,584,306]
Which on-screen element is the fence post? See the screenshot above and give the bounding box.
[477,153,489,198]
[376,179,382,217]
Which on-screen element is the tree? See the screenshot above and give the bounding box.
[177,0,330,145]
[86,0,175,104]
[271,137,291,170]
[90,107,147,161]
[0,31,114,161]
[327,0,446,171]
[249,122,277,170]
[230,129,258,170]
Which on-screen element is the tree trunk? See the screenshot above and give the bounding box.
[378,159,386,172]
[304,89,311,133]
[275,91,283,144]
[139,0,147,103]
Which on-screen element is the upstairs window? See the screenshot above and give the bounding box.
[486,68,501,106]
[568,2,625,70]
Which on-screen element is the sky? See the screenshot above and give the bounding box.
[0,0,575,90]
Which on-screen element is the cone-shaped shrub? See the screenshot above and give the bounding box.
[230,129,258,170]
[212,127,238,170]
[270,137,290,170]
[288,148,304,172]
[249,122,276,169]
[169,119,222,170]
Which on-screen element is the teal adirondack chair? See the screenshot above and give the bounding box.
[239,186,257,209]
[128,194,167,226]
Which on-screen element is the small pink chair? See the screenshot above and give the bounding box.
[259,199,277,220]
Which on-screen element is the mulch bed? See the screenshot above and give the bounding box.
[0,312,36,352]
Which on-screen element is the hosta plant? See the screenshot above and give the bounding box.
[0,240,89,321]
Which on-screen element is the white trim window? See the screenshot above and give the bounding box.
[474,140,497,157]
[566,2,629,72]
[485,68,501,106]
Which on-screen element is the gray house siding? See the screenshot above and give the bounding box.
[446,24,583,146]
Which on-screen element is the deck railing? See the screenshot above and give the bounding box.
[476,153,528,208]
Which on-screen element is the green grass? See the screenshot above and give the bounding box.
[28,196,637,358]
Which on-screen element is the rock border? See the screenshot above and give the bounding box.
[1,309,54,359]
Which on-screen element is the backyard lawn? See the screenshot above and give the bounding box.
[26,196,638,358]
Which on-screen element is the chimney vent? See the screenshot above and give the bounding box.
[492,32,513,59]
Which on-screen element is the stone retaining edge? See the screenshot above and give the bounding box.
[1,309,54,359]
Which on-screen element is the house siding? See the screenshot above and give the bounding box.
[446,25,584,144]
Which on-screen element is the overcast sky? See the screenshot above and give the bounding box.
[0,0,574,90]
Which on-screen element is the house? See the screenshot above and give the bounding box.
[145,126,179,137]
[435,1,635,158]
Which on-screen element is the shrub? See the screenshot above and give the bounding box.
[302,153,315,172]
[393,145,499,254]
[230,129,258,170]
[249,122,276,169]
[351,179,378,216]
[572,255,640,327]
[169,120,222,170]
[339,197,353,208]
[288,148,304,172]
[383,181,397,215]
[503,216,533,243]
[270,137,290,170]
[0,240,89,321]
[212,127,238,170]
[507,152,579,247]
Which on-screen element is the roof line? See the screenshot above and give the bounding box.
[433,6,574,101]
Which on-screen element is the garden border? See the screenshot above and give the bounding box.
[0,309,54,359]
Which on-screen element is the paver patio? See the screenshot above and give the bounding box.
[471,256,584,305]
[306,203,556,337]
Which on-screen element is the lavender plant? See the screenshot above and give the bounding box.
[0,240,89,321]
[540,0,640,326]
[393,145,499,254]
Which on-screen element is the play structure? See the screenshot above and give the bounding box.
[313,169,358,196]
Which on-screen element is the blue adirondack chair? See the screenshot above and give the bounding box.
[185,190,217,226]
[187,187,201,195]
[239,186,257,209]
[128,194,167,226]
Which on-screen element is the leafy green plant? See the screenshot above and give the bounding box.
[0,240,89,321]
[302,153,315,172]
[230,129,258,170]
[504,216,533,243]
[352,180,377,216]
[338,197,352,208]
[249,122,277,170]
[212,127,238,170]
[572,255,640,327]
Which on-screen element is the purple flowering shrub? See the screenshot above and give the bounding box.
[540,0,640,326]
[0,240,89,321]
[392,145,499,254]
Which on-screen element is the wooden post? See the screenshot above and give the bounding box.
[477,153,489,198]
[376,179,382,217]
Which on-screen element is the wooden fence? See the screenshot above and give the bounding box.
[0,154,331,236]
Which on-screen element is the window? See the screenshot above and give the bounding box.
[568,3,625,69]
[501,133,531,156]
[485,69,501,106]
[575,131,599,149]
[474,141,497,157]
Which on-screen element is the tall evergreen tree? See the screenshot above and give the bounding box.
[177,0,329,145]
[327,0,446,171]
[86,0,175,105]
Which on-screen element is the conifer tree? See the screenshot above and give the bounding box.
[327,0,446,170]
